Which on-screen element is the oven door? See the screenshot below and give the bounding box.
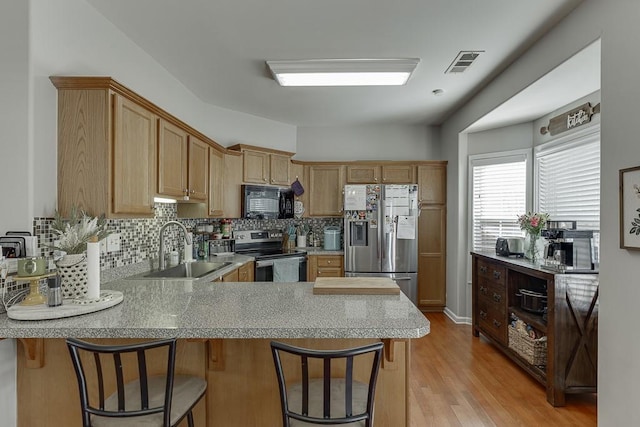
[255,256,307,282]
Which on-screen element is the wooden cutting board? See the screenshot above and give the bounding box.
[313,277,400,295]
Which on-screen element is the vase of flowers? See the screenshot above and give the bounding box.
[49,208,110,298]
[517,212,550,263]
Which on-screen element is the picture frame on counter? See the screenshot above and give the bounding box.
[619,165,640,250]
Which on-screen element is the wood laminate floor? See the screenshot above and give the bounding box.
[409,313,597,426]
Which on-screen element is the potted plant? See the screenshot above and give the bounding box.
[49,207,110,298]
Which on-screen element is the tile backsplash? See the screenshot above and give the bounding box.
[1,204,342,312]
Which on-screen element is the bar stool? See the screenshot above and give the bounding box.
[66,338,207,427]
[270,341,384,427]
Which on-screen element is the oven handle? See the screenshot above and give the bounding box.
[255,257,307,268]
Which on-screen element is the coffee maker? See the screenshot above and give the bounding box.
[542,228,596,272]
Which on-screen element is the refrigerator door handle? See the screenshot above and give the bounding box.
[394,277,411,281]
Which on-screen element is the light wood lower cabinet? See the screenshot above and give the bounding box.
[417,206,446,311]
[308,255,344,281]
[238,261,255,282]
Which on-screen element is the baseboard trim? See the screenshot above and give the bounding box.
[443,307,472,325]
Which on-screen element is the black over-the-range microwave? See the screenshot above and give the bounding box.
[241,185,294,219]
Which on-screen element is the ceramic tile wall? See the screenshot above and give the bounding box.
[0,205,342,312]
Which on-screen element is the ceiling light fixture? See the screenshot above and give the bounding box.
[266,58,420,87]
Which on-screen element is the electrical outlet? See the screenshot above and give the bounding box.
[99,238,107,254]
[107,233,121,252]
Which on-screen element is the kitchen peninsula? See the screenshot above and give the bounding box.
[0,271,429,427]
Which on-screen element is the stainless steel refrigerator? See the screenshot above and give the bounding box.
[344,184,419,305]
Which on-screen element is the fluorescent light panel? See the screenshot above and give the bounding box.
[267,58,420,87]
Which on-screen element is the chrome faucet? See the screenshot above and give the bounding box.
[158,221,193,270]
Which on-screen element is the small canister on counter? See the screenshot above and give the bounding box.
[221,219,232,238]
[47,274,63,307]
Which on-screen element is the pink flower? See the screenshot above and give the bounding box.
[530,217,539,227]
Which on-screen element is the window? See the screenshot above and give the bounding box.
[535,126,600,231]
[470,150,530,252]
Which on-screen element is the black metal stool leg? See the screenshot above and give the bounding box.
[187,411,194,427]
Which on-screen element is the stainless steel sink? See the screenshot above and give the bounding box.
[128,261,232,280]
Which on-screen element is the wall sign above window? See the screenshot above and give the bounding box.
[540,102,600,136]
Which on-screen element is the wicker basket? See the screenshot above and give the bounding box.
[508,324,547,366]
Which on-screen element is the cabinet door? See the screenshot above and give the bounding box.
[309,165,344,216]
[346,165,379,183]
[158,119,188,198]
[222,268,239,282]
[417,164,446,204]
[223,152,243,218]
[417,205,446,310]
[382,165,415,183]
[188,136,209,201]
[243,150,269,183]
[238,262,255,282]
[270,153,291,185]
[208,148,224,217]
[112,94,156,215]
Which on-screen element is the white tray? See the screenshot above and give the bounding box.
[7,290,123,321]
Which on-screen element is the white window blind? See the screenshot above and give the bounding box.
[471,153,528,252]
[535,129,600,231]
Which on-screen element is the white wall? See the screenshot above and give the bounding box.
[0,0,30,234]
[296,124,440,161]
[442,0,640,423]
[467,122,533,156]
[29,0,297,217]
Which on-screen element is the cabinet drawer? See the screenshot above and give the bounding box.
[478,299,508,345]
[477,259,506,285]
[477,280,506,312]
[317,256,343,268]
[316,268,343,277]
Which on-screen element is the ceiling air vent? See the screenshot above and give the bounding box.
[445,51,483,74]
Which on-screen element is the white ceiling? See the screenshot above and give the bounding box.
[85,0,593,128]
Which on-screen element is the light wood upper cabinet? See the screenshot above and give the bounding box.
[208,148,224,217]
[417,163,446,204]
[158,119,208,201]
[112,95,157,216]
[346,165,379,183]
[346,164,415,184]
[223,151,243,218]
[157,119,188,198]
[243,150,270,184]
[269,153,291,185]
[381,164,415,183]
[308,165,344,217]
[229,144,293,186]
[188,136,209,201]
[54,78,156,218]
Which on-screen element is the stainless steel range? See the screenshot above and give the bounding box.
[233,230,307,282]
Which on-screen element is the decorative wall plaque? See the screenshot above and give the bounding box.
[540,102,600,136]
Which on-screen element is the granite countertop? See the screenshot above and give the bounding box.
[305,249,344,255]
[0,266,430,339]
[471,251,599,275]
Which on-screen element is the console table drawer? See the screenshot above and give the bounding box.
[477,259,506,285]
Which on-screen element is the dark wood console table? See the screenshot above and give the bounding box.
[471,252,598,406]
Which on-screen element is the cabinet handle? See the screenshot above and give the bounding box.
[479,285,488,295]
[190,189,195,194]
[480,310,487,320]
[493,319,502,328]
[327,260,331,264]
[374,177,378,182]
[480,266,488,274]
[492,292,502,303]
[493,270,501,280]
